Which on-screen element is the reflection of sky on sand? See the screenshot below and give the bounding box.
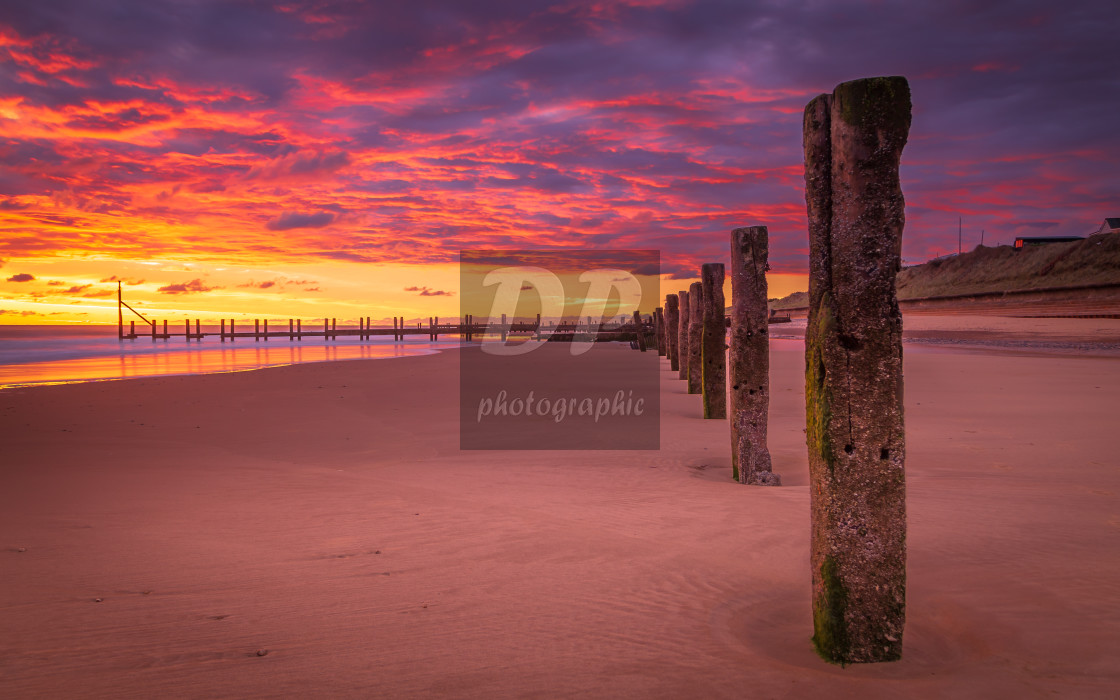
[0,330,457,389]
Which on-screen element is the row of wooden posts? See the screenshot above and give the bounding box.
[645,228,780,491]
[637,77,912,666]
[118,316,443,342]
[118,309,650,344]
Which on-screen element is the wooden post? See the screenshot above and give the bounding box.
[367,317,371,340]
[804,76,910,664]
[230,319,235,341]
[117,282,123,340]
[151,319,156,341]
[632,310,646,351]
[687,282,703,394]
[185,319,190,342]
[195,319,200,340]
[162,319,167,340]
[501,313,508,342]
[220,319,225,342]
[677,290,689,381]
[700,263,726,419]
[297,318,302,340]
[535,313,541,341]
[255,319,260,341]
[665,294,679,372]
[730,226,779,485]
[325,318,330,340]
[264,319,268,341]
[654,307,665,356]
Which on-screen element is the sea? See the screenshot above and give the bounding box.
[0,325,461,389]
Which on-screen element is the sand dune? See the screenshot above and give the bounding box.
[2,323,1119,698]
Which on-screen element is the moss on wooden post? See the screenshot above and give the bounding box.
[804,76,910,664]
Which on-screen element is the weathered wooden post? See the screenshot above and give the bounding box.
[677,290,690,381]
[185,319,190,342]
[803,76,911,664]
[730,226,780,485]
[289,319,294,340]
[686,282,703,394]
[264,319,269,340]
[700,264,726,418]
[297,318,302,340]
[150,320,156,341]
[654,307,665,356]
[230,319,236,342]
[162,319,167,340]
[220,319,225,342]
[665,294,679,372]
[255,319,260,341]
[632,310,646,351]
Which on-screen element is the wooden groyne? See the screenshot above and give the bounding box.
[116,286,657,343]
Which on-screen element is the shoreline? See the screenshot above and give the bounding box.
[7,311,1120,390]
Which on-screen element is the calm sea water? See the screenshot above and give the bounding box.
[0,325,461,389]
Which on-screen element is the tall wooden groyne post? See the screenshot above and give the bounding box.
[686,282,703,394]
[665,294,680,372]
[730,226,779,485]
[804,76,911,664]
[700,264,726,419]
[677,290,690,381]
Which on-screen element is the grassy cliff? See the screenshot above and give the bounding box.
[769,232,1120,308]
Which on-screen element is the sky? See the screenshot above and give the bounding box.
[1,0,1117,324]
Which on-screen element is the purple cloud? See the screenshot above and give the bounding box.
[157,278,219,294]
[405,286,454,297]
[265,211,336,231]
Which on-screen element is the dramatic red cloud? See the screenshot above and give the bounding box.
[1,1,1116,322]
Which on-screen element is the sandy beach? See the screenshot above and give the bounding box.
[2,316,1119,698]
